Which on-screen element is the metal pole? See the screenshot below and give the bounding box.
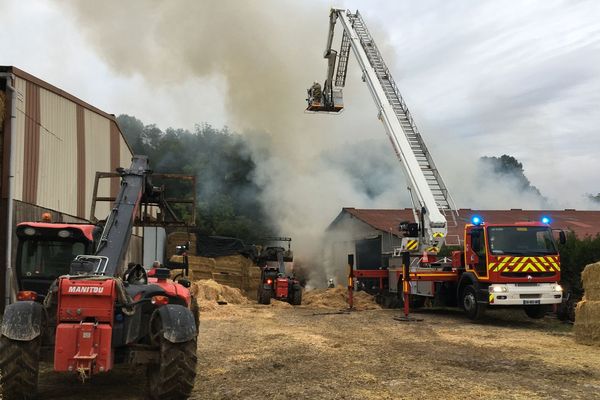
[1,73,17,307]
[402,251,410,317]
[347,254,354,310]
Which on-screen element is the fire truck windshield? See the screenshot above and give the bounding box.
[19,240,86,279]
[487,226,557,256]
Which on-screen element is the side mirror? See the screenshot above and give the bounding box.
[178,278,191,288]
[559,231,567,245]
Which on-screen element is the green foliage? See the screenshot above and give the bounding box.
[116,115,274,242]
[480,154,544,198]
[558,232,600,297]
[588,193,600,203]
[437,245,461,258]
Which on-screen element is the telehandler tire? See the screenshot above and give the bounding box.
[190,296,200,333]
[290,287,302,305]
[147,337,198,400]
[0,335,40,400]
[258,288,272,305]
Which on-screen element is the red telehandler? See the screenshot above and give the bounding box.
[256,238,302,305]
[0,155,198,400]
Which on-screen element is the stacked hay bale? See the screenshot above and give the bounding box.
[167,231,261,295]
[574,262,600,345]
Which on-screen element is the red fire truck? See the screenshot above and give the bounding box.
[307,9,564,319]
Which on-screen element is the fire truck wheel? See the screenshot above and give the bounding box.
[147,337,198,400]
[290,287,302,305]
[258,288,272,305]
[524,305,548,319]
[0,335,40,400]
[461,285,486,320]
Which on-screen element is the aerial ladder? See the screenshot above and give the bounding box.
[307,9,457,256]
[307,10,565,320]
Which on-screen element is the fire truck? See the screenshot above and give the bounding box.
[307,9,565,320]
[0,156,198,399]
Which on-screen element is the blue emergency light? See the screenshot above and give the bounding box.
[541,216,551,224]
[471,215,483,225]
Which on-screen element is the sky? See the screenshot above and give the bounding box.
[1,0,599,222]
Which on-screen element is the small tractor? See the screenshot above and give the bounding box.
[256,238,302,305]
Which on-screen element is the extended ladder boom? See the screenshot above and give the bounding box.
[308,9,458,251]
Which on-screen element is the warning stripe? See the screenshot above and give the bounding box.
[406,240,418,251]
[489,255,560,273]
[433,232,444,238]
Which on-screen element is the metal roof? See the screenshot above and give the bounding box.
[331,208,600,246]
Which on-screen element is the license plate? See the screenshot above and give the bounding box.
[523,299,540,305]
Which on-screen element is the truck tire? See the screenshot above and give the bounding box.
[147,337,198,400]
[410,295,426,309]
[290,287,302,305]
[258,288,272,305]
[461,285,486,320]
[524,305,548,319]
[0,335,40,400]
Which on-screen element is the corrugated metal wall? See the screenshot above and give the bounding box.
[38,87,78,215]
[83,109,111,219]
[12,77,26,202]
[10,74,134,221]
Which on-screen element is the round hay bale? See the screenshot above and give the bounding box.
[574,300,600,346]
[582,262,600,301]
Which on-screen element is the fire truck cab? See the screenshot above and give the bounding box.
[456,219,564,318]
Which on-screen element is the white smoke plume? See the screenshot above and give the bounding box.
[57,0,600,285]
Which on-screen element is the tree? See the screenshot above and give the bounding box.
[558,232,600,297]
[116,114,275,242]
[588,193,600,204]
[480,154,544,198]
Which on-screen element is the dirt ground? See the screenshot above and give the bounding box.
[35,297,600,400]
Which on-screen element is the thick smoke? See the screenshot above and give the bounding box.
[59,0,402,278]
[58,0,600,285]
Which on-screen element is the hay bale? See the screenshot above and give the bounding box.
[190,279,248,305]
[303,286,380,310]
[582,262,600,301]
[212,272,243,288]
[248,266,262,278]
[188,256,217,272]
[574,300,600,345]
[214,255,253,274]
[0,90,5,127]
